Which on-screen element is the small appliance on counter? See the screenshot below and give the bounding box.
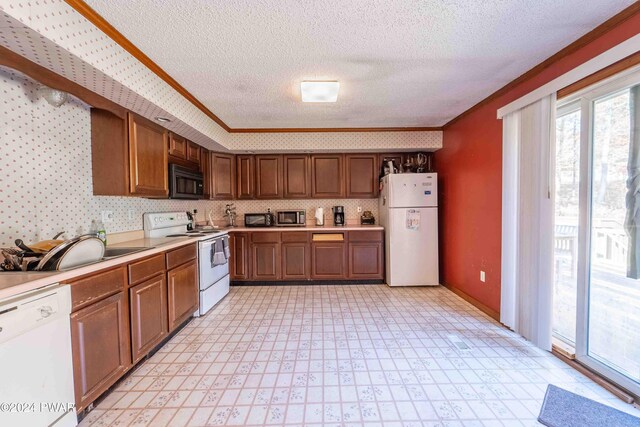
[275,210,306,227]
[244,212,274,227]
[315,207,324,226]
[360,210,376,225]
[332,206,345,226]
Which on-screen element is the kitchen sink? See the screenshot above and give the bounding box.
[102,247,149,260]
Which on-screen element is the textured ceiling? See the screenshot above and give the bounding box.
[84,0,634,128]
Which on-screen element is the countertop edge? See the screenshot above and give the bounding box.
[0,225,384,300]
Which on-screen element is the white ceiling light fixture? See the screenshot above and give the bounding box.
[155,116,171,123]
[301,81,340,103]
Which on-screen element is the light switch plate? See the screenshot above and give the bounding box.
[480,271,486,282]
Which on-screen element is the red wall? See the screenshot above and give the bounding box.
[435,11,640,314]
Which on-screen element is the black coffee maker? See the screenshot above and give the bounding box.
[332,206,345,226]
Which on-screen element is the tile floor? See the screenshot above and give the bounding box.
[79,285,640,426]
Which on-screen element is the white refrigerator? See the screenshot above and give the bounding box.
[379,173,439,286]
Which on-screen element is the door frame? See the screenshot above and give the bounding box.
[560,68,640,397]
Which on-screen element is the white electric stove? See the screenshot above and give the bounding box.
[143,212,230,316]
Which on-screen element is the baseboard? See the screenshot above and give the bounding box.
[232,280,385,286]
[552,349,637,404]
[442,283,500,322]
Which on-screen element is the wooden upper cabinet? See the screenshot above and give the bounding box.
[187,141,201,165]
[236,155,255,199]
[346,154,378,198]
[71,292,131,411]
[201,147,211,198]
[210,152,235,199]
[255,155,283,199]
[283,155,311,198]
[128,113,169,197]
[311,154,344,198]
[168,132,187,159]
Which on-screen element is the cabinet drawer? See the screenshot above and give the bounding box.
[128,254,165,285]
[251,232,281,243]
[166,244,197,270]
[281,231,309,243]
[69,267,126,312]
[348,230,383,242]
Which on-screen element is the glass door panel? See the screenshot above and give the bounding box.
[586,86,640,390]
[553,106,581,344]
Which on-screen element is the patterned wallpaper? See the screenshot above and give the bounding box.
[0,68,379,247]
[0,1,442,152]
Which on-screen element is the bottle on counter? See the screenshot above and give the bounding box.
[90,219,107,244]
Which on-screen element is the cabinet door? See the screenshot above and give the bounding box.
[210,152,235,199]
[283,155,310,198]
[130,274,168,363]
[71,292,131,411]
[348,242,384,279]
[282,243,310,280]
[230,233,249,280]
[311,154,344,198]
[128,113,169,197]
[255,155,283,199]
[167,259,198,331]
[311,242,347,279]
[251,243,280,280]
[168,132,187,159]
[187,141,201,165]
[201,147,211,198]
[236,155,255,199]
[346,154,378,198]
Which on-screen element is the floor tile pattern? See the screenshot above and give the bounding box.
[79,285,640,426]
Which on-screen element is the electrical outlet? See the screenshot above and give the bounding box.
[357,206,362,213]
[101,210,114,223]
[127,209,135,221]
[480,271,486,282]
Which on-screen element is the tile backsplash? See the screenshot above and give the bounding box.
[0,68,379,247]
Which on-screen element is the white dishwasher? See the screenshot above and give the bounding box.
[0,284,77,427]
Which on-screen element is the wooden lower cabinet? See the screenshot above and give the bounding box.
[281,243,310,280]
[251,243,280,280]
[230,232,250,280]
[311,241,347,279]
[71,292,131,411]
[129,274,168,363]
[167,259,198,331]
[348,242,384,279]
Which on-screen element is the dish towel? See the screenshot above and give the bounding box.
[211,239,227,267]
[222,236,230,259]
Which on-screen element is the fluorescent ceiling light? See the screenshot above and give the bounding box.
[301,81,339,102]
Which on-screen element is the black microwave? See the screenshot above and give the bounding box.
[244,213,274,227]
[169,164,204,199]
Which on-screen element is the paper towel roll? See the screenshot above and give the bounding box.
[315,208,324,226]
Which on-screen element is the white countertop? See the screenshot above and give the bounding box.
[0,225,384,299]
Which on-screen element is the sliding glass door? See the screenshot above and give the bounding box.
[554,71,640,397]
